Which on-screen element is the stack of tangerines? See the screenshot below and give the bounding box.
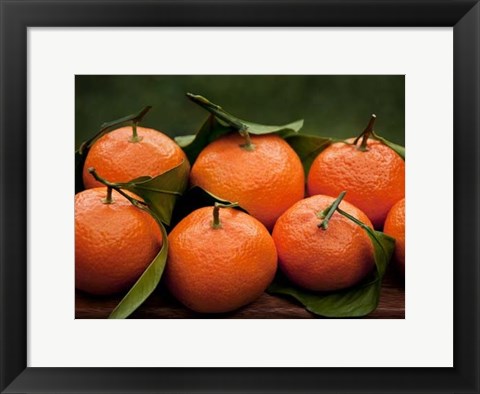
[75,97,405,316]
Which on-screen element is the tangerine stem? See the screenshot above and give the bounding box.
[317,191,347,230]
[239,128,255,151]
[88,167,148,210]
[353,114,376,152]
[129,122,143,143]
[212,202,239,229]
[102,186,114,204]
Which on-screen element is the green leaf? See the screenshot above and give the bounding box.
[170,186,247,228]
[109,221,168,319]
[267,218,395,318]
[372,132,405,160]
[367,231,395,278]
[186,93,304,136]
[177,93,304,163]
[336,208,395,278]
[268,274,382,318]
[186,93,246,131]
[117,160,190,226]
[174,115,232,164]
[284,134,334,175]
[174,134,196,147]
[242,118,304,136]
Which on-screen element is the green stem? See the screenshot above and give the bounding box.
[212,201,239,229]
[317,191,347,230]
[186,93,246,131]
[102,186,114,204]
[239,128,255,151]
[129,122,143,143]
[353,114,376,152]
[336,208,366,228]
[88,167,148,211]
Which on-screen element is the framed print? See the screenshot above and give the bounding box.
[1,0,479,393]
[74,74,406,320]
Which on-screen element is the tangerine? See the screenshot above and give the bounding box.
[272,194,375,292]
[383,198,405,275]
[190,133,305,230]
[307,116,405,229]
[75,187,162,295]
[165,205,277,313]
[83,126,189,189]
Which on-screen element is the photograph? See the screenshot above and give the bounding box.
[75,75,405,319]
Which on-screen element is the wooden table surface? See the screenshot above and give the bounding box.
[76,266,404,319]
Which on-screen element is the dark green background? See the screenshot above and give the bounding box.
[75,75,404,149]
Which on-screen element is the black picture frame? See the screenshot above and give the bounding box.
[1,1,479,393]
